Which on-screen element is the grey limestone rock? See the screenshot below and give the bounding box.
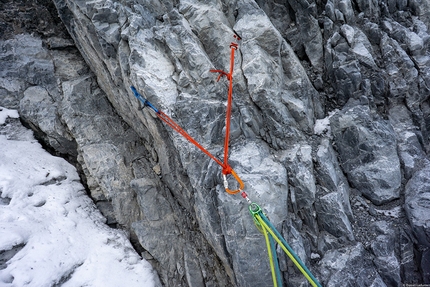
[422,248,430,284]
[389,104,427,179]
[282,144,316,212]
[405,161,430,247]
[314,138,353,220]
[2,0,430,285]
[0,34,57,109]
[20,85,77,156]
[369,221,401,286]
[315,186,355,241]
[319,242,386,287]
[330,104,401,205]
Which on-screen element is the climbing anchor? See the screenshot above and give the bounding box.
[130,33,321,287]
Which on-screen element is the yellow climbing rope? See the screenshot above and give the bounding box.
[250,203,322,287]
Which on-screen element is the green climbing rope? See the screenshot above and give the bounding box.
[249,203,322,287]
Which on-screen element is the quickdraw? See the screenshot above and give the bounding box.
[130,33,321,287]
[130,33,243,195]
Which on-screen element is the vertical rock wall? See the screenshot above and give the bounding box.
[1,0,429,286]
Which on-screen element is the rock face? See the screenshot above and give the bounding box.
[1,0,430,286]
[405,162,430,248]
[330,103,401,205]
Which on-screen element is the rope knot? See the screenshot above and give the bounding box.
[222,165,232,175]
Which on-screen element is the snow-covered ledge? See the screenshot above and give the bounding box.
[0,108,161,287]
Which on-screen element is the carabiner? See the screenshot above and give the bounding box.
[222,169,244,194]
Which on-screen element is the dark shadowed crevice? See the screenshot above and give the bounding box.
[0,244,25,270]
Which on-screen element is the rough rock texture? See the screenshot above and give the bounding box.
[1,0,430,286]
[319,242,388,287]
[405,162,430,248]
[330,103,401,205]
